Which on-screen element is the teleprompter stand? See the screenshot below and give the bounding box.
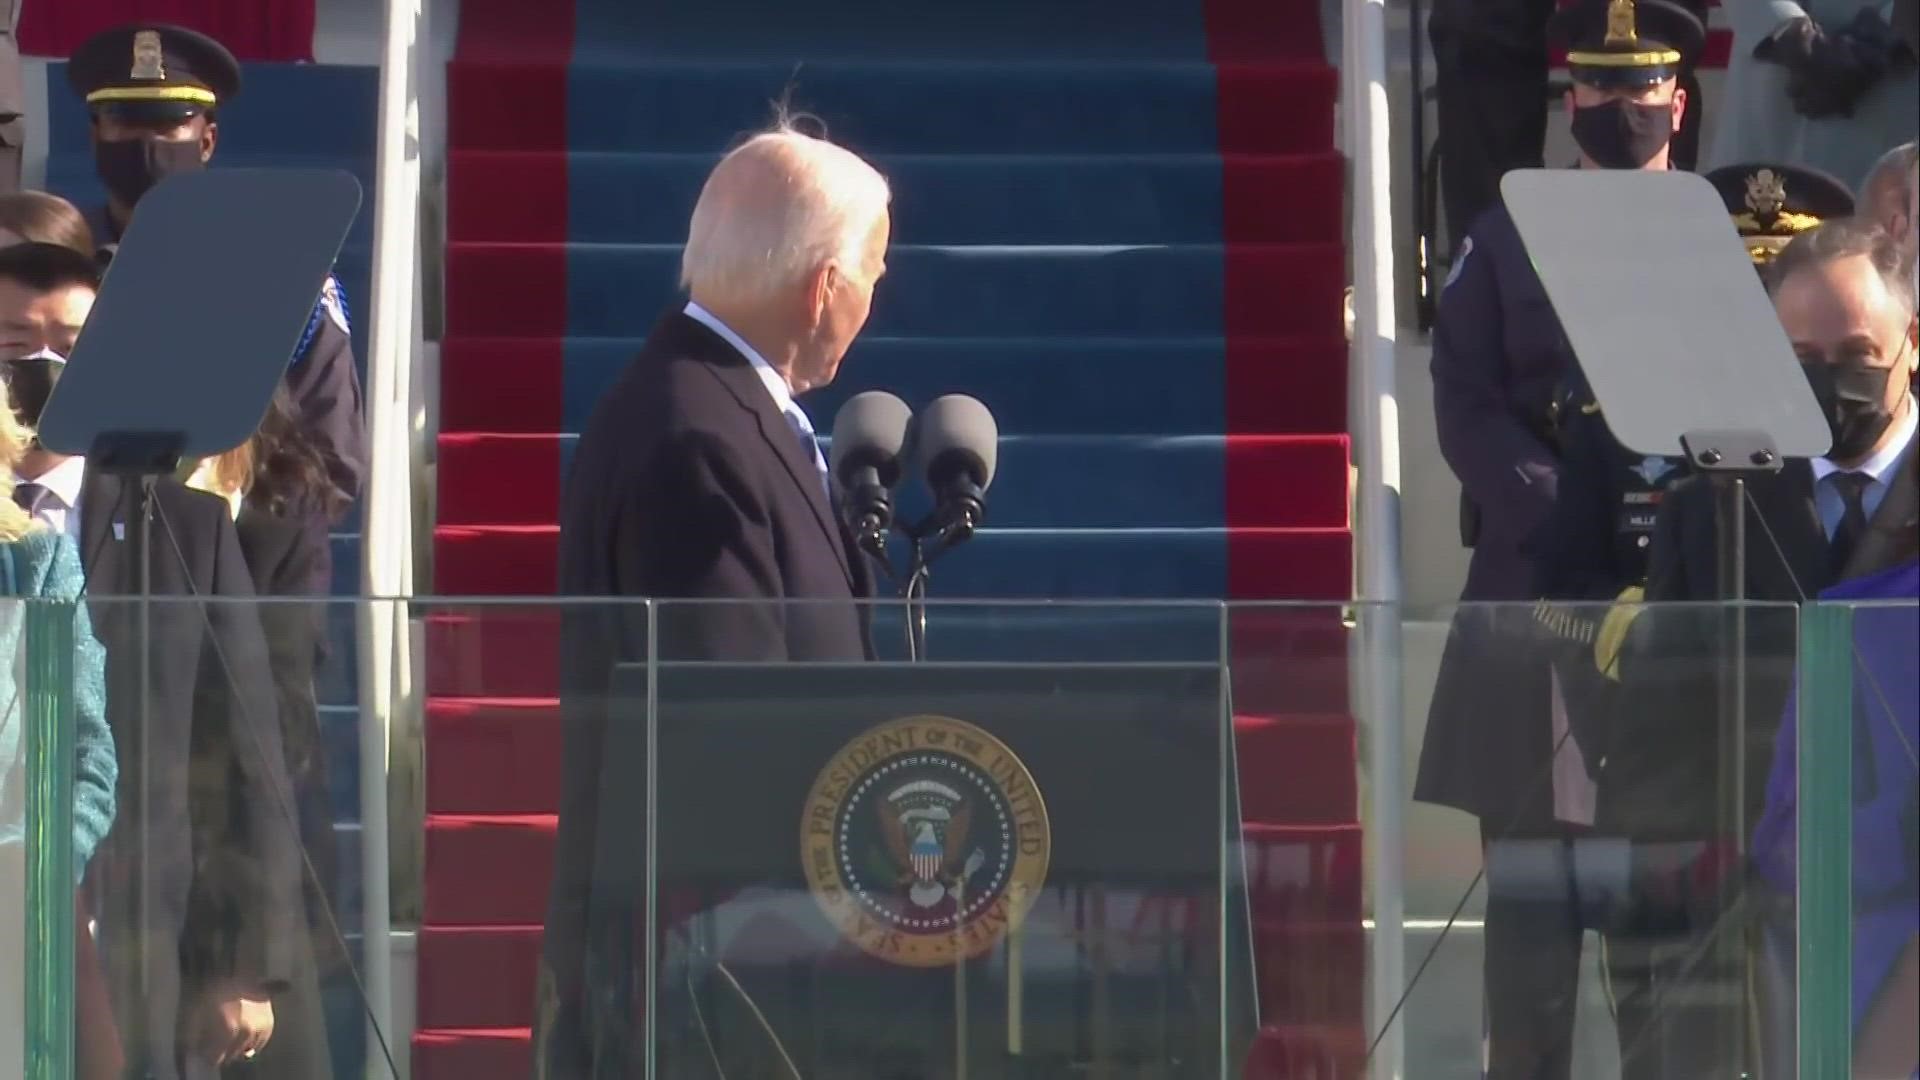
[1503,169,1830,1076]
[36,169,361,1047]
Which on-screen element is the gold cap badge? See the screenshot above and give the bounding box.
[1605,0,1638,47]
[1744,169,1788,220]
[131,30,166,81]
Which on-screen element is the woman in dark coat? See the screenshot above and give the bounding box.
[185,388,349,1078]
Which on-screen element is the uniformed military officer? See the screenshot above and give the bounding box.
[65,25,366,551]
[1412,3,1704,1076]
[1429,0,1709,257]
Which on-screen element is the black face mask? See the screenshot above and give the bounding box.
[1802,359,1901,460]
[1569,100,1674,169]
[93,136,206,208]
[2,353,65,432]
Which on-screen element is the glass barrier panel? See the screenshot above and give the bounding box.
[1221,601,1365,1077]
[62,596,402,1080]
[1799,598,1918,1080]
[629,598,1246,1078]
[1349,598,1804,1080]
[11,597,78,1080]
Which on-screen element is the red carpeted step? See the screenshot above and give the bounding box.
[1234,714,1356,825]
[1243,1022,1368,1079]
[1228,605,1353,717]
[416,926,542,1030]
[1250,917,1367,1025]
[412,1027,532,1080]
[426,698,563,815]
[424,814,558,926]
[425,611,561,700]
[1228,528,1352,601]
[1240,822,1363,918]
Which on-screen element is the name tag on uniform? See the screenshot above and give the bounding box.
[113,520,125,541]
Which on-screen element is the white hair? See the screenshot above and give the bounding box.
[679,126,891,307]
[1861,141,1918,222]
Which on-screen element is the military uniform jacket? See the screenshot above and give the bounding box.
[1531,369,1688,603]
[1415,202,1581,826]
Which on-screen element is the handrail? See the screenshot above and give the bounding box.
[1342,0,1407,1075]
[358,0,425,1069]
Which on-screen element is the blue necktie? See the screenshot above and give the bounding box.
[785,405,830,500]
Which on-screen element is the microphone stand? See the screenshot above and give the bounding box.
[896,500,982,663]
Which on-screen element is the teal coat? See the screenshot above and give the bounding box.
[1707,0,1920,193]
[0,528,116,875]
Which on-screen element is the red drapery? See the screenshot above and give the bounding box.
[20,0,316,63]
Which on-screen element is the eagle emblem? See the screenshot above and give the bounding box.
[131,31,166,81]
[1604,0,1638,46]
[1745,169,1788,223]
[1631,455,1675,485]
[879,780,984,908]
[802,715,1051,967]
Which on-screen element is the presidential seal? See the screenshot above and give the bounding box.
[801,715,1050,967]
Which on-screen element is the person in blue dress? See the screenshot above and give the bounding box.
[1752,511,1917,1078]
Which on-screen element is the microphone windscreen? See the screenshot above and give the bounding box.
[912,394,998,492]
[829,390,913,486]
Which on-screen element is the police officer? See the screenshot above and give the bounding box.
[64,25,366,570]
[1429,0,1708,257]
[1413,3,1704,1076]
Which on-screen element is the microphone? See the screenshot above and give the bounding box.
[910,394,998,550]
[829,390,913,559]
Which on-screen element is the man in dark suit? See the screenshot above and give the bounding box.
[0,241,299,1078]
[536,124,890,1079]
[1598,216,1917,1076]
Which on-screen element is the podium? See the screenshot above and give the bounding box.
[582,614,1260,1079]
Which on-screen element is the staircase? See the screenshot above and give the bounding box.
[428,0,1361,1074]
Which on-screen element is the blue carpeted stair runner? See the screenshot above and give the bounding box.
[429,0,1363,1075]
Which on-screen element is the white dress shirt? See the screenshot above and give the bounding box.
[682,301,831,497]
[14,455,87,539]
[1810,399,1917,538]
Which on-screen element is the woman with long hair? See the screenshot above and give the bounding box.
[0,366,119,1078]
[184,387,344,1078]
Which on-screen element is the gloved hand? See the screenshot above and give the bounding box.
[1757,13,1900,119]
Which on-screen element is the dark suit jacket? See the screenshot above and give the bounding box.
[203,503,337,1080]
[535,310,873,1079]
[1600,445,1918,839]
[77,472,300,1080]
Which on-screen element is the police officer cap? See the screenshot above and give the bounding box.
[67,24,241,125]
[1552,0,1705,91]
[1704,163,1854,266]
